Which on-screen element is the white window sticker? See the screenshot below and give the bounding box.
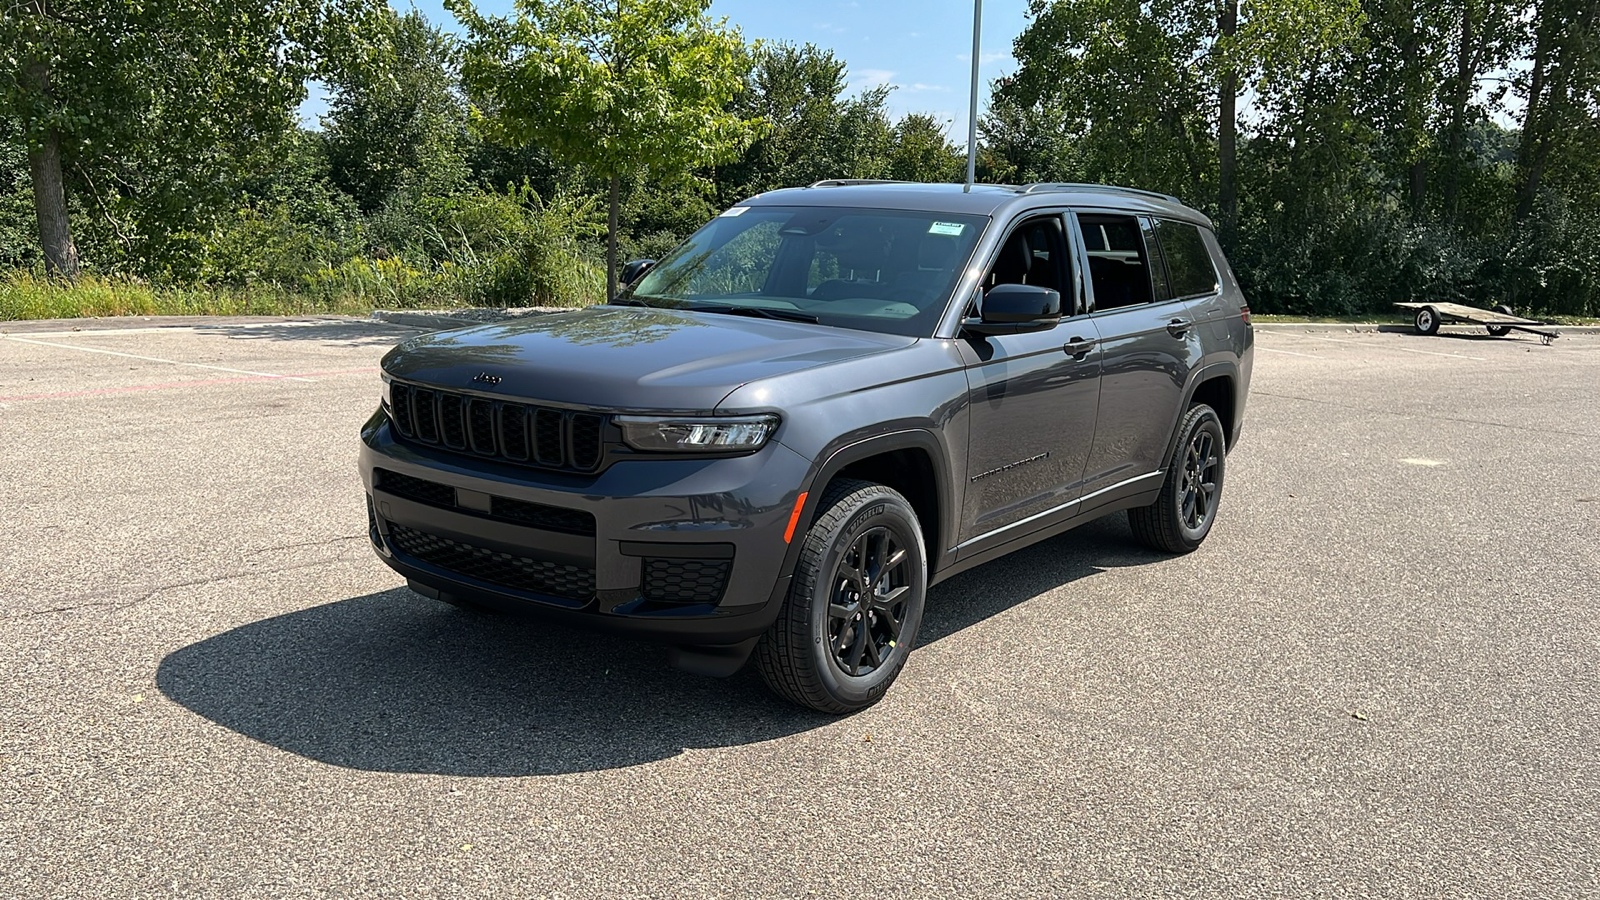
[719,206,750,217]
[929,221,965,236]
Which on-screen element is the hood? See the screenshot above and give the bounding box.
[380,306,916,413]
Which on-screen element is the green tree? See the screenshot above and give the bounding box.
[885,114,962,183]
[449,0,762,300]
[0,0,386,277]
[322,10,471,213]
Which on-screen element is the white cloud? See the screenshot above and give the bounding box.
[849,68,898,93]
[903,83,951,93]
[956,51,1010,65]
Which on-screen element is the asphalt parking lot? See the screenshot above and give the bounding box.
[2,317,1597,898]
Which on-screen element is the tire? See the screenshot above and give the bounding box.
[755,479,928,714]
[1487,304,1514,337]
[1414,306,1441,335]
[1129,404,1227,554]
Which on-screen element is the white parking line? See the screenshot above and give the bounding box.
[1,335,315,381]
[1256,346,1326,359]
[1270,333,1486,361]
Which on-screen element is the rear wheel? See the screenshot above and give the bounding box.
[755,479,927,714]
[1129,404,1226,554]
[1414,306,1441,335]
[1487,304,1514,337]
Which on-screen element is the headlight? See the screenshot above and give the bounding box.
[616,415,779,453]
[380,374,393,408]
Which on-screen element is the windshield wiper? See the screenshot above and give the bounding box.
[685,304,820,324]
[609,296,653,307]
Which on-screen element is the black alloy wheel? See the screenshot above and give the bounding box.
[827,527,913,677]
[1178,428,1220,532]
[1129,403,1227,554]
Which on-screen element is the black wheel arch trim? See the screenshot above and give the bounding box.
[774,429,956,590]
[1160,360,1242,466]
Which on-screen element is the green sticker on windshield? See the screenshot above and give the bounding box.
[929,221,965,236]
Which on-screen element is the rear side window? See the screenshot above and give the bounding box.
[1076,213,1155,311]
[1154,220,1220,298]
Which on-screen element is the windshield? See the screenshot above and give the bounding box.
[623,205,988,337]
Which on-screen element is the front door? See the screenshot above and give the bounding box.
[1075,211,1200,502]
[957,213,1102,550]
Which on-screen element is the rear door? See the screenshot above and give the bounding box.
[957,213,1101,548]
[1074,211,1202,504]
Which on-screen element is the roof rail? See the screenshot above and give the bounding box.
[807,179,914,188]
[1020,182,1182,204]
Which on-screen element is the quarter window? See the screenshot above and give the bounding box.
[1154,220,1220,298]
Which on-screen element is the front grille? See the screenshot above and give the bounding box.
[387,523,595,603]
[641,557,732,605]
[376,469,455,508]
[388,382,606,473]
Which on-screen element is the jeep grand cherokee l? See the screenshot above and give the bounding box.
[359,181,1254,713]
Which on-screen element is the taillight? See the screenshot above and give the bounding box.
[1240,305,1252,325]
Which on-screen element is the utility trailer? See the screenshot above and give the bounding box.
[1395,301,1560,345]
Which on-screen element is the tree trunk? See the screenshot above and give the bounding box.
[23,56,80,278]
[1402,0,1427,220]
[1442,8,1475,218]
[29,127,80,278]
[1217,0,1239,235]
[1515,12,1552,221]
[607,175,620,301]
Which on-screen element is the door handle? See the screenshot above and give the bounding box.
[1062,336,1097,359]
[1166,318,1192,337]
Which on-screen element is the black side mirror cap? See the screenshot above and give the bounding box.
[621,259,657,286]
[964,283,1062,336]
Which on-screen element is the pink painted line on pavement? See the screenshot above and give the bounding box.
[0,367,379,403]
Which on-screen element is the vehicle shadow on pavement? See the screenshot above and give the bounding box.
[191,320,424,347]
[156,516,1152,776]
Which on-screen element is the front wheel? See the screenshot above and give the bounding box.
[755,479,927,714]
[1129,404,1227,554]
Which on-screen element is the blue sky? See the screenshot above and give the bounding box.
[301,0,1032,144]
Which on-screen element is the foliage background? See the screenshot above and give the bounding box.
[3,0,1598,320]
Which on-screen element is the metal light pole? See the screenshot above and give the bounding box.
[964,0,982,192]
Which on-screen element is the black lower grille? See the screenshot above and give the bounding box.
[641,558,732,604]
[376,469,455,508]
[490,496,597,536]
[374,469,595,536]
[388,523,595,603]
[388,380,607,473]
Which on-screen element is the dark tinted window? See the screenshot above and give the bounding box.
[1077,213,1154,311]
[1155,220,1220,298]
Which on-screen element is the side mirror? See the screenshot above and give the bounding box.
[964,283,1062,336]
[620,258,657,286]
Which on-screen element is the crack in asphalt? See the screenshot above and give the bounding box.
[3,557,356,623]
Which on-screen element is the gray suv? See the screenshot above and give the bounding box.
[360,181,1254,713]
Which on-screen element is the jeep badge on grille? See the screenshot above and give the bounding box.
[473,372,503,385]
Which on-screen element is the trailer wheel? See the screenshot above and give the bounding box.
[1414,306,1441,335]
[1487,304,1514,337]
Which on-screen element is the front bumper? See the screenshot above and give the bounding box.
[359,408,809,646]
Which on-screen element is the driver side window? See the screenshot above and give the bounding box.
[980,215,1075,314]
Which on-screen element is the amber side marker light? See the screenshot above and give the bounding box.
[783,492,809,544]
